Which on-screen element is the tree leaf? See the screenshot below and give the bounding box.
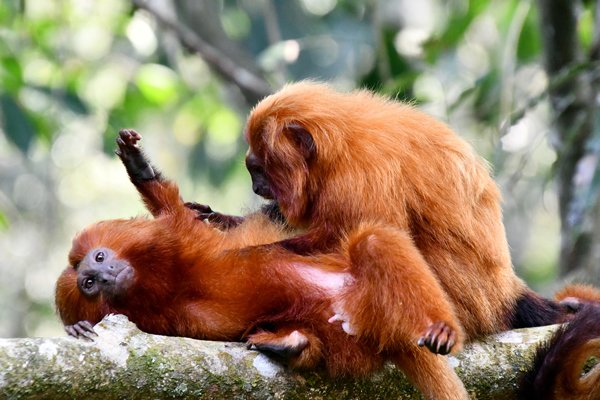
[135,64,180,105]
[0,93,36,153]
[34,86,89,115]
[0,56,23,93]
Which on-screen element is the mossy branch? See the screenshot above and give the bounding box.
[0,314,556,399]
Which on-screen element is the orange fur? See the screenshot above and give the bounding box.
[339,225,464,353]
[55,131,468,398]
[558,339,600,399]
[555,283,600,305]
[56,175,378,371]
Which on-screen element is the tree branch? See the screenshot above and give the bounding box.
[131,0,272,104]
[0,314,558,399]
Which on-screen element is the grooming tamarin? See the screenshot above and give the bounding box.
[56,130,475,399]
[193,81,599,340]
[188,82,600,398]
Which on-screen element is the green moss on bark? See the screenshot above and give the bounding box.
[0,315,558,400]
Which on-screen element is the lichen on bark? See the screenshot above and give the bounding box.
[0,314,556,399]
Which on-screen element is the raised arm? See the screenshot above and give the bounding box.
[115,129,183,217]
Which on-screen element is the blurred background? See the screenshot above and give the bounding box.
[1,0,599,337]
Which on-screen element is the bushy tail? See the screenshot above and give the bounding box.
[519,304,600,400]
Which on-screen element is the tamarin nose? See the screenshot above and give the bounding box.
[96,269,116,284]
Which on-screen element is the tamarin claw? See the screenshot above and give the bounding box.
[65,320,97,341]
[418,321,457,355]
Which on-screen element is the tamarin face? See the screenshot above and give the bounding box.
[244,120,316,225]
[245,150,274,199]
[75,247,135,300]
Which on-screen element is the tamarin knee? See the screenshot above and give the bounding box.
[345,225,411,270]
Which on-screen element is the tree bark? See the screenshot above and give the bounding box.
[0,314,558,399]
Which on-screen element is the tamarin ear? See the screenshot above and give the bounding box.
[282,123,316,161]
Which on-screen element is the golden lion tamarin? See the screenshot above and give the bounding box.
[240,82,560,332]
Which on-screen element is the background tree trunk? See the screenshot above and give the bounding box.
[537,0,600,279]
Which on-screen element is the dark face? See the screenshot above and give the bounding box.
[76,247,134,299]
[245,150,274,199]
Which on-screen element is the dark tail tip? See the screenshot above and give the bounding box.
[518,304,600,400]
[510,290,564,329]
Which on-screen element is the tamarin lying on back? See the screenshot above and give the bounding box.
[57,130,600,399]
[56,130,473,398]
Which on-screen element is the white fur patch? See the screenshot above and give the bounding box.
[292,263,351,295]
[293,264,356,335]
[281,330,309,348]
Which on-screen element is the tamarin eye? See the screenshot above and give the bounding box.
[83,277,95,290]
[95,252,105,263]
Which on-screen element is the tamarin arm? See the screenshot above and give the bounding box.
[185,202,245,229]
[64,320,98,340]
[185,200,286,231]
[115,129,161,184]
[115,129,185,217]
[278,231,339,255]
[181,301,254,340]
[555,283,600,312]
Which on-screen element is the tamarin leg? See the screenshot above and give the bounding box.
[247,327,323,370]
[336,225,464,355]
[393,348,469,400]
[247,325,386,376]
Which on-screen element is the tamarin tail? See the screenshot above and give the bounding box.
[518,304,600,400]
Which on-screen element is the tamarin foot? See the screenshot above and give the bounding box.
[417,321,457,355]
[185,202,245,229]
[247,330,309,362]
[65,320,98,341]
